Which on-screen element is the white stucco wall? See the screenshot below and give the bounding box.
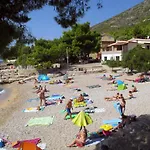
[101,52,122,61]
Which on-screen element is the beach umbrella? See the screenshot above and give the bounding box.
[38,74,50,81]
[116,80,124,85]
[72,111,93,127]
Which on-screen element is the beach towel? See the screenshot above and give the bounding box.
[27,97,39,102]
[47,95,64,101]
[18,142,42,150]
[85,99,93,104]
[25,116,54,127]
[102,118,122,127]
[87,85,101,89]
[12,138,41,148]
[73,101,87,108]
[94,108,106,113]
[113,102,123,116]
[84,107,105,113]
[46,101,57,106]
[37,143,46,150]
[66,114,78,119]
[100,124,113,131]
[23,106,45,112]
[85,138,104,147]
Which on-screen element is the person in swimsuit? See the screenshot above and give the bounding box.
[37,86,46,106]
[128,91,134,99]
[131,85,137,92]
[64,99,73,120]
[77,94,84,102]
[67,128,87,147]
[119,94,126,118]
[105,93,120,101]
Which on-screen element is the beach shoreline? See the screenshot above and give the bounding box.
[0,82,21,126]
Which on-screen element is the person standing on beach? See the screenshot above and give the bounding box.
[34,78,39,89]
[64,99,73,120]
[37,86,46,106]
[119,94,126,118]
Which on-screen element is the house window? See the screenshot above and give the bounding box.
[104,57,107,61]
[117,45,122,50]
[116,56,120,61]
[147,45,150,49]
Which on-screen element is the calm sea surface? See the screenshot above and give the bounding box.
[0,86,11,102]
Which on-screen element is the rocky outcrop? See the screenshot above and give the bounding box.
[95,114,150,150]
[0,68,37,84]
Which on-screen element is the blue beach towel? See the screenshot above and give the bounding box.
[113,102,123,116]
[47,94,64,101]
[103,118,122,127]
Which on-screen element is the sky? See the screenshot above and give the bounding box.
[26,0,144,40]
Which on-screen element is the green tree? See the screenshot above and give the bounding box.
[25,38,63,69]
[62,22,101,62]
[122,45,150,73]
[16,45,32,67]
[0,0,102,54]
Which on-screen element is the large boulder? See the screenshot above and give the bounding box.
[95,115,150,150]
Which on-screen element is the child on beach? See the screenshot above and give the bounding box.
[64,99,73,120]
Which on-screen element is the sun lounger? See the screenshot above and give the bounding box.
[87,85,101,89]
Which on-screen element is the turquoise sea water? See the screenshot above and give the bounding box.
[0,87,4,94]
[0,86,10,102]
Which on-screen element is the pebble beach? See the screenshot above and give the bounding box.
[0,70,150,150]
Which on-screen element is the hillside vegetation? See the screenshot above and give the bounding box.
[92,0,150,37]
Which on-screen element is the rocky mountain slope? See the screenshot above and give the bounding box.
[92,0,150,33]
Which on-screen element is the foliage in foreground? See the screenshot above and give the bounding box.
[0,0,102,54]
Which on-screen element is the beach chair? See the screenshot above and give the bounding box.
[18,142,42,150]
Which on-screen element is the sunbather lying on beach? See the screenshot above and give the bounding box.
[107,80,116,85]
[67,128,87,147]
[125,74,149,83]
[131,85,137,92]
[105,93,120,101]
[128,91,134,99]
[77,94,84,102]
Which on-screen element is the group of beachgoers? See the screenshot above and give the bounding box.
[126,74,150,83]
[104,85,137,117]
[30,73,140,148]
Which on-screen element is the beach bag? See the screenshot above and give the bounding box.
[18,142,42,150]
[0,139,5,148]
